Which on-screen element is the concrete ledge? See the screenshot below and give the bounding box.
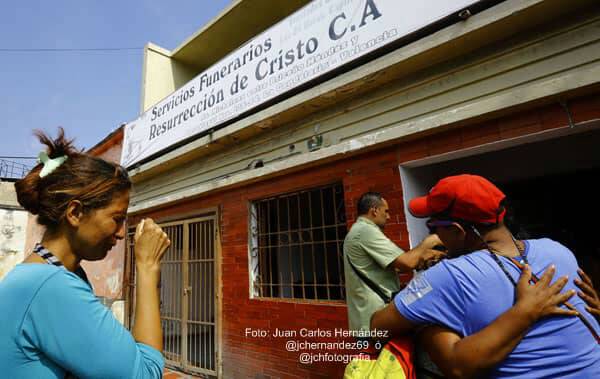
[128,61,600,213]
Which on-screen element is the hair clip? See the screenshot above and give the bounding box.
[38,151,67,178]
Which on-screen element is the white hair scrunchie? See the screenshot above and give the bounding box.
[38,151,68,178]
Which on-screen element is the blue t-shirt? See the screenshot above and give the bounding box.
[0,264,164,379]
[395,238,600,378]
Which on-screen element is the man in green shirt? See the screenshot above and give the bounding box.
[344,192,444,332]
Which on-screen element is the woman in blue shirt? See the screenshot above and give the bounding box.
[372,174,600,378]
[0,128,170,378]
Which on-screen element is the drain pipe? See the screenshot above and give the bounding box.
[559,100,575,129]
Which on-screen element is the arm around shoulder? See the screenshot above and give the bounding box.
[419,265,578,379]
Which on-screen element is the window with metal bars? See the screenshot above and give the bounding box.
[249,182,347,301]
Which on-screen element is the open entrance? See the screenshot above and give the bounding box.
[400,125,600,288]
[502,168,600,289]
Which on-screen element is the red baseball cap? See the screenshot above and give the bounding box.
[408,174,506,224]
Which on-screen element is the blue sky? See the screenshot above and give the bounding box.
[0,0,232,159]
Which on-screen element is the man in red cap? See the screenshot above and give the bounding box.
[371,174,600,378]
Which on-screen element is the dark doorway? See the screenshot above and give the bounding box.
[501,168,600,289]
[402,127,600,290]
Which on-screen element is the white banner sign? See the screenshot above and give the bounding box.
[122,0,481,167]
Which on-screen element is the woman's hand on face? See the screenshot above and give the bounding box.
[515,265,578,322]
[575,268,600,320]
[133,218,170,273]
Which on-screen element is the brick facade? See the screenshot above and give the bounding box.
[134,93,600,378]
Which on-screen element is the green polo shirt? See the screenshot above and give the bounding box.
[343,216,404,332]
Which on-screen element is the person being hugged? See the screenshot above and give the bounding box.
[0,128,170,379]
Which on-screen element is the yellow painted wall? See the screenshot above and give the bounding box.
[140,43,197,113]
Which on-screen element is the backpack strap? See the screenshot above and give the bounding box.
[346,254,391,303]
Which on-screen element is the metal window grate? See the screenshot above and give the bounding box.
[250,182,347,301]
[126,230,136,330]
[160,224,184,365]
[126,216,218,377]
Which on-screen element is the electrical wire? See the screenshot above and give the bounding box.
[0,47,142,52]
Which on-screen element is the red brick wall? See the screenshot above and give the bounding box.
[134,145,408,378]
[133,93,600,378]
[395,96,600,163]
